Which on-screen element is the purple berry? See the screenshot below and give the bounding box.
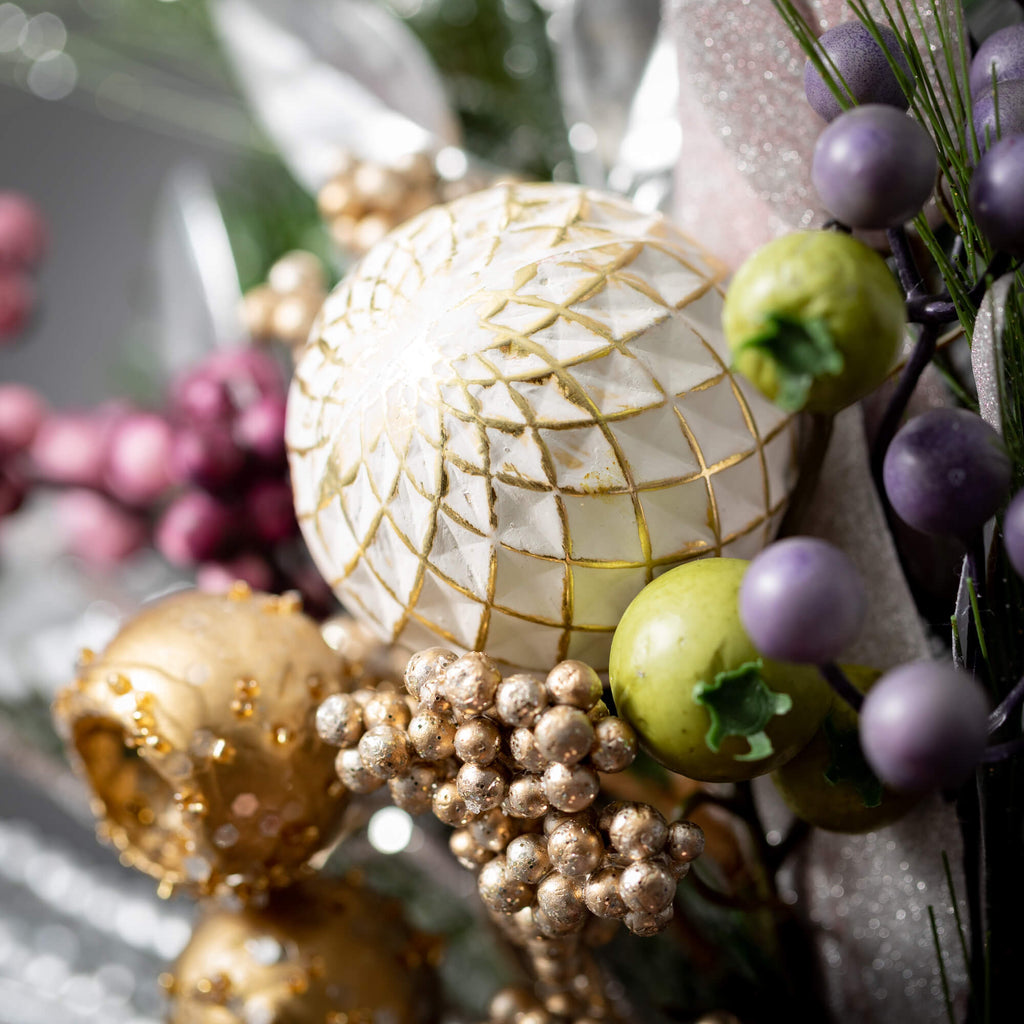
[0,384,45,456]
[970,79,1024,155]
[155,490,233,565]
[171,424,244,490]
[197,553,274,593]
[0,270,34,340]
[740,537,866,664]
[804,21,913,122]
[29,412,108,487]
[811,105,937,228]
[859,662,989,792]
[171,369,234,424]
[105,412,175,505]
[0,192,46,269]
[246,479,297,543]
[969,24,1024,98]
[234,394,287,465]
[57,490,147,566]
[970,135,1024,255]
[883,409,1011,537]
[1003,489,1024,578]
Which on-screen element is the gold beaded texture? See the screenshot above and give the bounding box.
[53,587,354,900]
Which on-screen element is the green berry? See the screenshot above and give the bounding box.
[723,231,905,413]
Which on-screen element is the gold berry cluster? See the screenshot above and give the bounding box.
[317,150,490,255]
[315,648,705,941]
[242,249,330,350]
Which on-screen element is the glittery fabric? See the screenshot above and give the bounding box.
[758,407,968,1021]
[972,272,1015,433]
[666,0,963,267]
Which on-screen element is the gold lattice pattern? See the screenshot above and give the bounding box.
[288,183,798,671]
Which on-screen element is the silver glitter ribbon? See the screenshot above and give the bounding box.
[760,407,969,1022]
[665,0,964,267]
[971,272,1015,434]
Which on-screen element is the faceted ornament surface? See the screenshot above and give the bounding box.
[288,183,798,671]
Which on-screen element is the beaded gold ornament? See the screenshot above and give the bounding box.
[242,249,330,351]
[164,874,441,1024]
[52,586,354,901]
[317,647,706,1023]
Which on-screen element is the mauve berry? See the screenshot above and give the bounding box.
[171,369,234,424]
[105,412,175,504]
[883,409,1011,537]
[970,135,1024,255]
[57,489,147,565]
[197,553,274,593]
[969,24,1024,98]
[860,662,989,792]
[29,413,108,487]
[740,537,866,664]
[246,478,297,543]
[1003,489,1024,578]
[234,394,287,464]
[970,79,1024,156]
[203,346,284,403]
[171,424,244,490]
[812,105,937,228]
[0,271,34,340]
[155,490,233,565]
[804,21,912,122]
[0,192,46,269]
[0,384,45,456]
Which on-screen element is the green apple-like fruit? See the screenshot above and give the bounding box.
[771,664,920,833]
[608,558,832,783]
[723,231,905,414]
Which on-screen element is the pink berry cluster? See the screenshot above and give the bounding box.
[0,345,329,609]
[0,191,46,343]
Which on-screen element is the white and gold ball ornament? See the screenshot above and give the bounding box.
[288,183,799,671]
[53,587,353,899]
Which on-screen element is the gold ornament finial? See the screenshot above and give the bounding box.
[53,588,356,900]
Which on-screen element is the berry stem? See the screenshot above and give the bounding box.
[817,662,864,712]
[980,736,1024,763]
[778,413,834,537]
[988,674,1024,735]
[869,321,939,491]
[887,226,926,298]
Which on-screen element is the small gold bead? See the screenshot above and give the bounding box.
[363,691,413,730]
[478,855,534,914]
[315,693,364,747]
[667,820,705,864]
[584,866,628,919]
[623,904,674,937]
[335,747,384,794]
[534,705,595,766]
[357,725,412,780]
[404,647,457,701]
[444,652,501,715]
[547,820,603,877]
[545,660,603,710]
[589,716,638,773]
[388,762,441,815]
[450,827,492,870]
[408,709,457,760]
[268,249,327,294]
[353,213,392,253]
[432,779,472,827]
[510,727,546,772]
[619,858,676,914]
[542,762,599,813]
[456,762,507,815]
[505,833,551,884]
[318,176,356,219]
[240,282,277,337]
[489,986,539,1024]
[469,807,517,852]
[454,716,502,766]
[495,672,548,727]
[607,803,668,861]
[503,773,549,819]
[536,872,587,931]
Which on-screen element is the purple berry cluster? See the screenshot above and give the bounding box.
[968,26,1024,255]
[0,344,331,611]
[0,191,46,343]
[804,21,936,230]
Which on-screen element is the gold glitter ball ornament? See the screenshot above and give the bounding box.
[288,182,798,672]
[165,875,440,1024]
[53,588,353,899]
